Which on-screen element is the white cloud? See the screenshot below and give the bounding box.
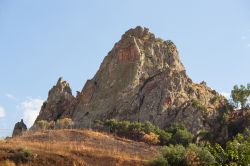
[6,93,19,101]
[18,97,44,128]
[0,106,6,118]
[220,92,230,99]
[247,43,250,47]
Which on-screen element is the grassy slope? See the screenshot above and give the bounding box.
[0,129,159,166]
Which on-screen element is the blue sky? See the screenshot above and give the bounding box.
[0,0,249,137]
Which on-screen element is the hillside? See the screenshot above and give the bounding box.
[0,129,159,166]
[6,26,250,166]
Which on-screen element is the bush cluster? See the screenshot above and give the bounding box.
[149,130,250,166]
[55,118,74,129]
[35,118,74,130]
[101,119,193,146]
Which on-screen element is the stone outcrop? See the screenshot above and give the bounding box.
[34,77,76,123]
[33,26,229,140]
[71,26,227,137]
[12,119,27,137]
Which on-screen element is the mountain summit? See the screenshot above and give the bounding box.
[34,26,228,140]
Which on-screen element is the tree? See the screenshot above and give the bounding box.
[231,83,250,109]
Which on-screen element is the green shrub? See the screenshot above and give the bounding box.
[103,120,173,145]
[185,144,215,166]
[37,120,49,130]
[148,157,168,166]
[22,148,33,158]
[103,120,194,146]
[171,129,193,147]
[104,119,119,132]
[55,118,74,129]
[203,131,250,165]
[162,145,186,166]
[168,123,193,147]
[149,129,250,166]
[156,129,172,145]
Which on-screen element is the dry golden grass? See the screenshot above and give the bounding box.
[0,129,160,166]
[0,160,16,166]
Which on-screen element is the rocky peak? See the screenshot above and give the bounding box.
[121,26,153,41]
[72,27,224,132]
[34,77,76,123]
[12,119,27,137]
[47,77,72,101]
[35,27,228,142]
[115,26,185,75]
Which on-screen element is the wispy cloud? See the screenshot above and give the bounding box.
[0,106,6,118]
[17,97,44,128]
[220,92,230,99]
[247,43,250,47]
[6,93,19,101]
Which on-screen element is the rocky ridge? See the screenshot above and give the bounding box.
[34,26,230,141]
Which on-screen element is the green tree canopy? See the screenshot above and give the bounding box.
[231,83,250,109]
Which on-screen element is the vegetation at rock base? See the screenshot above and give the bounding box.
[36,120,50,130]
[100,120,193,146]
[35,118,74,130]
[55,118,74,129]
[101,119,172,145]
[148,130,250,166]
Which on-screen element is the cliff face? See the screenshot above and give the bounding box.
[34,26,228,138]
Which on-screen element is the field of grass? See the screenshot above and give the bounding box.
[0,129,160,166]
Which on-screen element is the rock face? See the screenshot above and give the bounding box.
[12,119,27,137]
[71,26,227,136]
[35,77,76,123]
[34,26,228,139]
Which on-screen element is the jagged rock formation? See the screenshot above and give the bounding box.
[72,26,227,136]
[35,77,76,122]
[34,26,229,140]
[12,119,27,137]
